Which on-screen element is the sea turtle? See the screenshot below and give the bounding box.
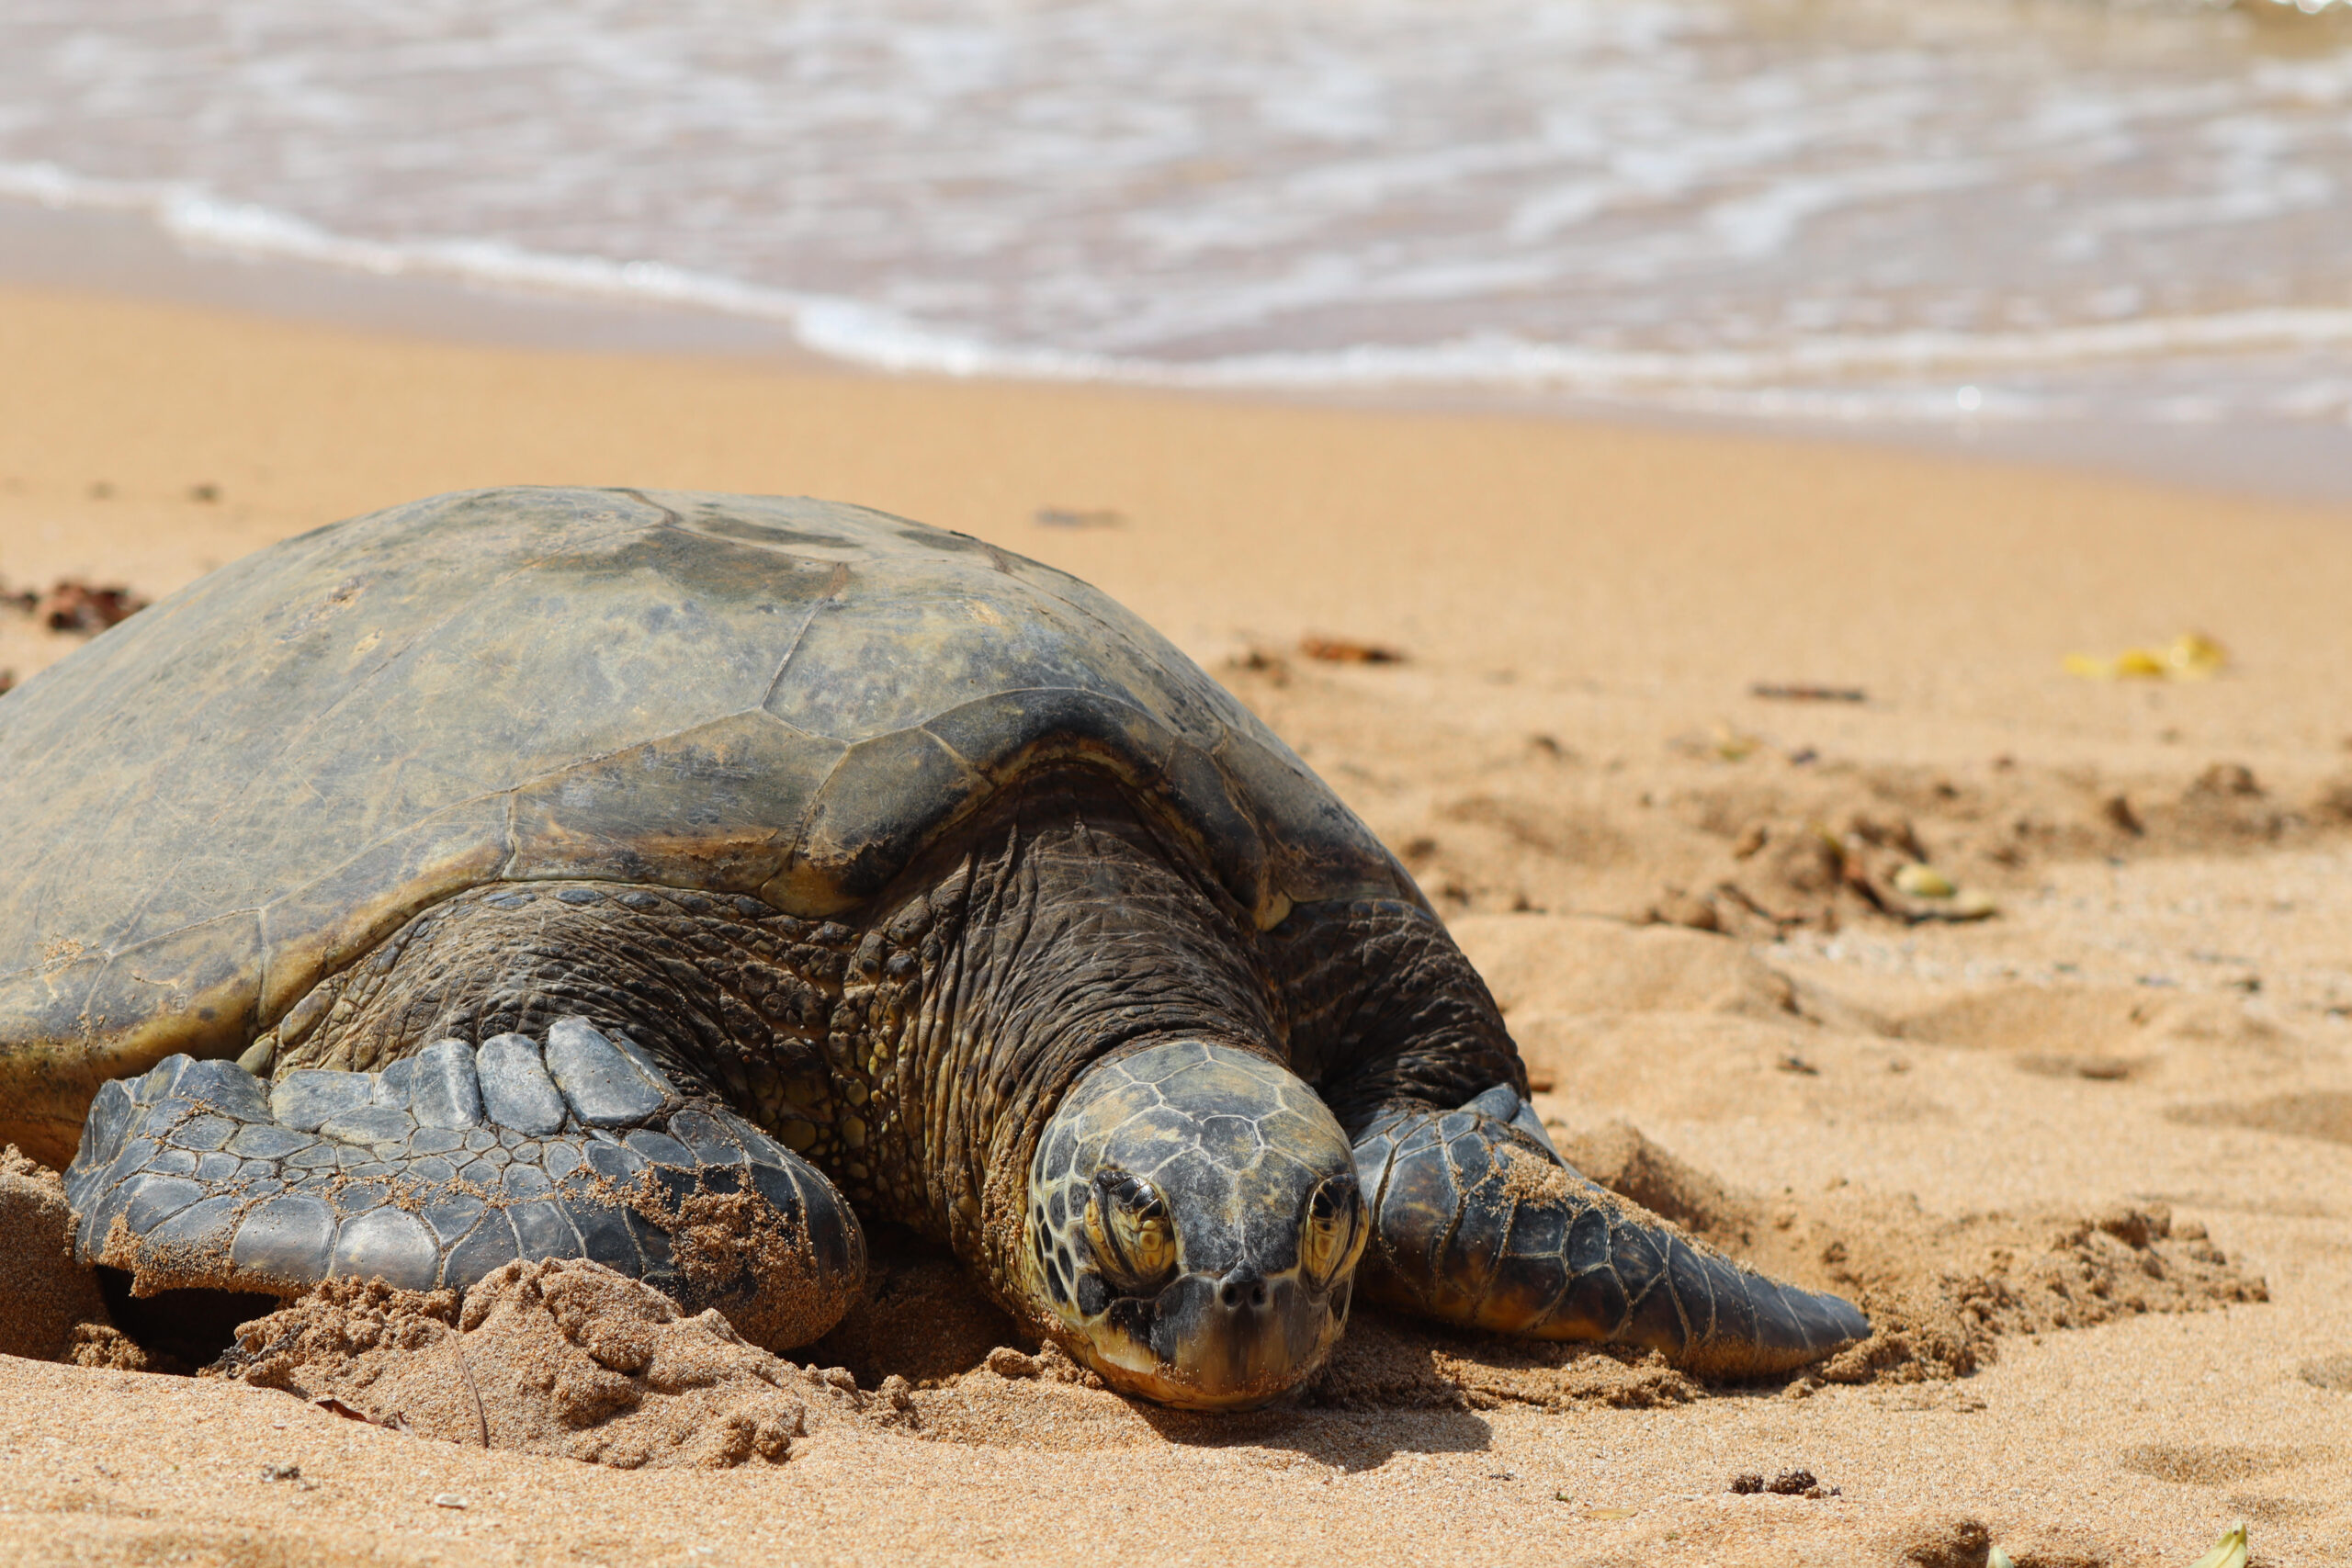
[0,487,1867,1408]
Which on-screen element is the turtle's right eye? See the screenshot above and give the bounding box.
[1085,1168,1177,1294]
[1299,1174,1365,1288]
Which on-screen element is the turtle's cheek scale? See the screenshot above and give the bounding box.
[58,1019,865,1354]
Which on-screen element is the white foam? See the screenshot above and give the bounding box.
[9,158,2352,422]
[0,158,1115,377]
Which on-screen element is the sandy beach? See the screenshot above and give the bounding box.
[4,281,2352,1566]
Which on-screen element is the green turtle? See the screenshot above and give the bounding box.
[0,487,1865,1409]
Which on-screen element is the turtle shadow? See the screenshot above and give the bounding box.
[1126,1402,1495,1471]
[94,1267,281,1372]
[1119,1401,1486,1476]
[806,1228,1040,1389]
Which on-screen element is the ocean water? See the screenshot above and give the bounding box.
[4,0,2349,445]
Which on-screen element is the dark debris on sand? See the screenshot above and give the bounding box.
[0,577,151,636]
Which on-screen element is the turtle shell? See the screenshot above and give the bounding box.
[0,488,1419,1163]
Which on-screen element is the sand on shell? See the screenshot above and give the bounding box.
[4,283,2352,1564]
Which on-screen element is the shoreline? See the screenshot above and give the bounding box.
[5,197,2348,511]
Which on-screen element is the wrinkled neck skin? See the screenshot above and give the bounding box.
[898,775,1282,1298]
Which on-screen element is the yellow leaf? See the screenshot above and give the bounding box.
[1894,863,1955,898]
[2184,1521,2247,1568]
[1707,722,1761,761]
[2067,633,2227,682]
[2168,632,2227,677]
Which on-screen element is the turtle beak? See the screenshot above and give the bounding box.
[1141,1267,1346,1407]
[1045,1259,1351,1412]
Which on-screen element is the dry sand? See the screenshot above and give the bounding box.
[3,283,2352,1566]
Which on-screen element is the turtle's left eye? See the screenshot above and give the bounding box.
[1086,1168,1177,1294]
[1299,1175,1365,1288]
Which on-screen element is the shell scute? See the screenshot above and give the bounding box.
[775,724,985,916]
[506,710,845,896]
[255,794,516,1025]
[759,568,1145,744]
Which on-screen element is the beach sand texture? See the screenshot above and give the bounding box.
[3,285,2351,1565]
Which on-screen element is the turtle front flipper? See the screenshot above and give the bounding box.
[1351,1086,1868,1377]
[60,1019,865,1352]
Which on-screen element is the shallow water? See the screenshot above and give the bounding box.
[3,0,2348,454]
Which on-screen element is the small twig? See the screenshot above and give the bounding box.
[209,1325,303,1379]
[1299,635,1405,665]
[1712,880,1802,936]
[454,1344,490,1449]
[1748,683,1865,703]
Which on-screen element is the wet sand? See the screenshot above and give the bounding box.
[4,283,2352,1566]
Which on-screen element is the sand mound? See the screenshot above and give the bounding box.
[1801,1199,2267,1387]
[0,1145,151,1371]
[214,1258,906,1469]
[1557,1121,2267,1386]
[0,1145,107,1363]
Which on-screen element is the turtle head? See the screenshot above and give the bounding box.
[1019,1040,1368,1410]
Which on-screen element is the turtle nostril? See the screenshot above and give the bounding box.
[1219,1274,1269,1311]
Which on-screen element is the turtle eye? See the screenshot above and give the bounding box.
[1085,1168,1177,1294]
[1299,1175,1365,1288]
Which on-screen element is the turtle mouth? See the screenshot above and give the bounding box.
[1057,1269,1352,1412]
[1020,1233,1354,1410]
